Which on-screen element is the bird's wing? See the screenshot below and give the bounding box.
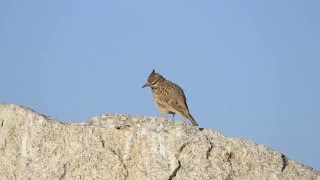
[164,81,189,114]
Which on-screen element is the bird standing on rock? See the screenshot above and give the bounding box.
[142,70,199,126]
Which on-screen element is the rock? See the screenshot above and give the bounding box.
[0,104,319,180]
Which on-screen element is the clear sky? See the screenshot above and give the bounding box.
[1,0,319,171]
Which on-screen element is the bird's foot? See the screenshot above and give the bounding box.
[158,114,166,120]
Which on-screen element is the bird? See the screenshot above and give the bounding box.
[142,69,199,126]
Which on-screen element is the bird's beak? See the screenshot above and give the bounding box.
[142,83,149,88]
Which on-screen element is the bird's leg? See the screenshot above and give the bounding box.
[172,113,175,120]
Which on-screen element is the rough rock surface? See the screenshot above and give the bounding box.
[0,104,319,180]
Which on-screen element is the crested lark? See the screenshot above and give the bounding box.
[142,70,199,126]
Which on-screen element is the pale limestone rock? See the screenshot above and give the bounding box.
[0,104,319,180]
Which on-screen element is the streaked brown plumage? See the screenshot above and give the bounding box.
[142,70,199,126]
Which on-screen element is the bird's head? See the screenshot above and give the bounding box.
[142,69,164,89]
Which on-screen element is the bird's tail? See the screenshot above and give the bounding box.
[187,114,199,126]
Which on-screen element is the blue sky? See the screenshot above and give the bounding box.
[1,0,319,171]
